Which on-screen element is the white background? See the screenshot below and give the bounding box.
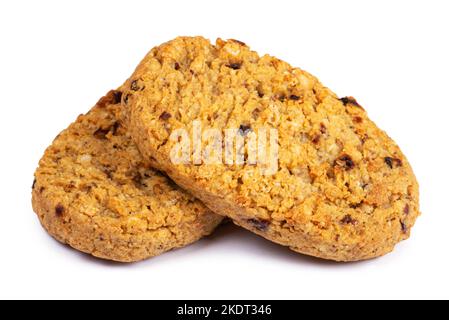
[0,0,448,300]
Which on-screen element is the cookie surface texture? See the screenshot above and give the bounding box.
[123,37,420,261]
[32,90,223,262]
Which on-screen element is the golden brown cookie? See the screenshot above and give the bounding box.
[32,90,222,262]
[122,37,420,261]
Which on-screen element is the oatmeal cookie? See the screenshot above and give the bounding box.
[123,37,420,261]
[32,90,222,262]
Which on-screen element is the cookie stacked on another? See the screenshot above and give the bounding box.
[121,36,420,262]
[32,90,223,262]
